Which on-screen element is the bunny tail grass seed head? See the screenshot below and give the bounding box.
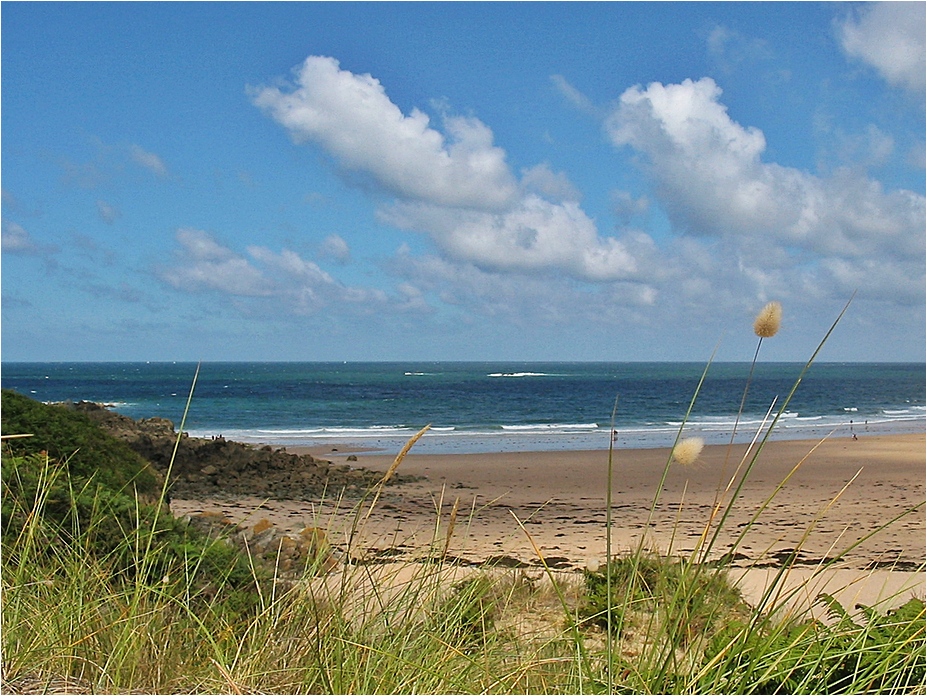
[753,301,782,338]
[673,437,704,467]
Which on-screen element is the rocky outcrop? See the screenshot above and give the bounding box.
[185,512,340,577]
[61,401,411,499]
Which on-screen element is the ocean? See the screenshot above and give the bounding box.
[2,362,924,455]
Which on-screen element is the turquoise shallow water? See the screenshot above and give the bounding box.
[2,362,924,454]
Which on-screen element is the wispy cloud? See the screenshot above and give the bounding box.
[520,163,582,203]
[130,144,169,178]
[56,140,170,189]
[96,199,121,224]
[705,25,773,74]
[1,219,60,267]
[550,74,600,116]
[58,157,106,190]
[389,246,659,330]
[1,219,39,254]
[319,234,351,264]
[159,228,392,315]
[160,228,273,297]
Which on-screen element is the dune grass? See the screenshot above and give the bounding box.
[4,449,921,694]
[2,301,924,694]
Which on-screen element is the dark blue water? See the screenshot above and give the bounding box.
[2,362,923,454]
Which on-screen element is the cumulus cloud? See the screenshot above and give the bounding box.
[159,228,389,315]
[382,196,641,281]
[838,2,926,93]
[253,56,646,283]
[605,77,925,301]
[251,56,922,333]
[251,56,517,210]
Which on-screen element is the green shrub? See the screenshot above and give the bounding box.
[1,389,159,496]
[432,575,498,648]
[699,596,926,694]
[767,597,924,693]
[1,391,264,613]
[2,452,262,608]
[580,554,749,646]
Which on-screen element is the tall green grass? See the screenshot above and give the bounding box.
[2,300,924,694]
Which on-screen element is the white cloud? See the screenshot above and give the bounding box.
[550,74,599,115]
[861,124,895,166]
[251,56,517,210]
[906,141,926,170]
[838,2,926,93]
[520,163,581,203]
[130,144,169,178]
[319,234,351,263]
[824,124,896,171]
[246,245,359,314]
[390,247,660,330]
[250,57,923,342]
[254,55,648,283]
[821,255,922,304]
[1,219,38,254]
[706,25,773,74]
[610,190,650,224]
[162,229,271,296]
[96,200,121,224]
[160,228,392,315]
[605,77,925,301]
[381,196,643,281]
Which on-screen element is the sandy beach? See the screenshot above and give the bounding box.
[172,432,926,611]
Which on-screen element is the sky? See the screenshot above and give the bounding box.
[2,2,924,362]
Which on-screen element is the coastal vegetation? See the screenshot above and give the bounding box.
[2,303,924,694]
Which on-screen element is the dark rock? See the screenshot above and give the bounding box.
[57,401,418,500]
[482,555,532,569]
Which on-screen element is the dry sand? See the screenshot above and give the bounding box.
[172,432,925,613]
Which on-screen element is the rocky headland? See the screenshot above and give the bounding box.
[62,401,413,500]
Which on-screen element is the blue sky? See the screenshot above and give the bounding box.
[2,2,924,362]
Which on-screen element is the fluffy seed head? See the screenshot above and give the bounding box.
[753,301,782,338]
[672,437,704,467]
